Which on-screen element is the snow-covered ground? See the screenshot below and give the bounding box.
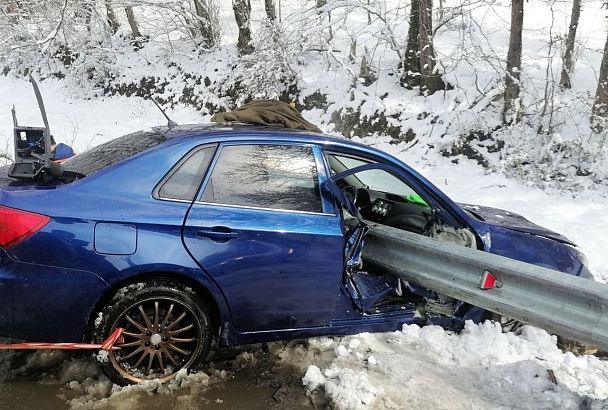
[1,75,608,409]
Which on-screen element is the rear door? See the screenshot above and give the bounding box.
[182,142,344,332]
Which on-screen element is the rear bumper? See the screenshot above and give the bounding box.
[0,249,109,342]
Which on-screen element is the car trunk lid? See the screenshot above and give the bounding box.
[0,165,64,192]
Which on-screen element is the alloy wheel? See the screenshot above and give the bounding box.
[109,297,203,383]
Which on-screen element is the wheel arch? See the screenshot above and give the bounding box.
[83,271,230,344]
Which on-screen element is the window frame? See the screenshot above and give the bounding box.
[153,143,218,202]
[195,141,335,216]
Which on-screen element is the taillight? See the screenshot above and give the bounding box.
[0,206,50,249]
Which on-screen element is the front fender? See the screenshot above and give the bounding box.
[481,224,584,276]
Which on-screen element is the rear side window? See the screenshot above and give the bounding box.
[156,146,216,201]
[201,144,323,213]
[63,130,166,176]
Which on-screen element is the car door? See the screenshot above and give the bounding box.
[182,142,345,333]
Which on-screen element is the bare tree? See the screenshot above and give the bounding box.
[418,0,444,93]
[503,0,524,123]
[359,47,376,86]
[105,0,120,35]
[82,0,94,33]
[559,0,581,89]
[265,0,276,20]
[233,0,253,54]
[401,0,421,88]
[592,31,608,133]
[193,0,220,48]
[125,6,142,38]
[401,0,445,94]
[314,0,333,42]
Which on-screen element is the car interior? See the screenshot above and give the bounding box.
[326,153,477,319]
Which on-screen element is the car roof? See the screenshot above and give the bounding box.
[154,123,368,149]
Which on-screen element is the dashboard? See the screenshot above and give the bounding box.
[355,187,433,234]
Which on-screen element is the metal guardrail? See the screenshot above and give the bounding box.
[362,222,608,350]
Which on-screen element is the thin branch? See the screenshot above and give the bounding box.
[37,0,69,54]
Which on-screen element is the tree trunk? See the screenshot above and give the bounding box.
[418,0,445,93]
[400,0,421,89]
[359,48,376,86]
[83,0,93,33]
[125,6,141,38]
[401,0,444,93]
[105,0,119,35]
[592,32,608,133]
[559,0,581,89]
[265,0,276,20]
[193,0,218,48]
[349,38,357,62]
[503,0,524,123]
[233,0,253,54]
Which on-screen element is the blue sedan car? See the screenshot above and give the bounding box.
[0,124,591,384]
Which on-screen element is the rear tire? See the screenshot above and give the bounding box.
[93,280,213,386]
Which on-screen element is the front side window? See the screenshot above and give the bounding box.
[201,144,323,213]
[327,154,419,198]
[326,153,432,235]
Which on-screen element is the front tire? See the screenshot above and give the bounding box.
[93,281,213,385]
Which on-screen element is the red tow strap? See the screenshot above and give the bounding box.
[0,327,124,351]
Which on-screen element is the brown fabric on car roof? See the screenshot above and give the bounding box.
[211,100,322,133]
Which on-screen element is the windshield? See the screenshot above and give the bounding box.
[63,130,166,176]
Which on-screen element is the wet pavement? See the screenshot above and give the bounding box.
[0,347,316,410]
[0,375,278,410]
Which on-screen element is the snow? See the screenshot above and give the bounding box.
[317,365,379,409]
[302,365,325,390]
[299,323,608,409]
[93,312,103,329]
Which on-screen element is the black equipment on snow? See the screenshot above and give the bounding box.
[8,76,71,181]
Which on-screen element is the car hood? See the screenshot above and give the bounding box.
[459,203,576,246]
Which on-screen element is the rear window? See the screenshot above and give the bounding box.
[63,130,166,176]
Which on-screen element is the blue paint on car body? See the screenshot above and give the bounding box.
[94,223,137,255]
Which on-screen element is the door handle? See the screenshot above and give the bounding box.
[197,227,239,241]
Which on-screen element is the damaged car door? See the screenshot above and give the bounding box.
[182,142,344,333]
[323,152,479,321]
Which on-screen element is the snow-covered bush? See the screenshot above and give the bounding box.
[222,20,299,104]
